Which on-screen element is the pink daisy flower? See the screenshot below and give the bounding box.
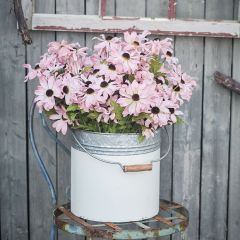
[34,76,62,112]
[109,49,140,74]
[94,77,118,100]
[61,74,81,105]
[49,106,71,135]
[148,100,170,127]
[93,35,120,58]
[118,80,155,116]
[23,64,40,81]
[97,63,118,80]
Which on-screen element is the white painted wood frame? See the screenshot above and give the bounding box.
[21,0,240,38]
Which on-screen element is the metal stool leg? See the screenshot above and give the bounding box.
[50,224,56,240]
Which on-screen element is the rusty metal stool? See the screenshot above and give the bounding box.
[29,101,189,240]
[54,200,189,240]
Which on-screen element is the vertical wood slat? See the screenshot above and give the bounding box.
[146,0,173,209]
[0,1,28,239]
[27,0,56,239]
[55,0,85,239]
[228,1,240,239]
[2,1,240,240]
[145,3,172,240]
[228,39,240,240]
[200,0,233,239]
[172,1,204,240]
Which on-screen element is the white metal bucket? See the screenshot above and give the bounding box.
[71,130,163,222]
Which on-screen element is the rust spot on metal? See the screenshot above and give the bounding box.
[54,200,189,238]
[154,215,175,227]
[57,206,113,239]
[105,222,122,232]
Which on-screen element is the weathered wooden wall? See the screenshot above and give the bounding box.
[1,0,240,240]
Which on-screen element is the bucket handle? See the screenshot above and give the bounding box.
[71,127,171,172]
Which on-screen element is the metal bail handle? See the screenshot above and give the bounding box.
[72,127,171,173]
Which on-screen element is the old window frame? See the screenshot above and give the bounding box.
[22,0,240,38]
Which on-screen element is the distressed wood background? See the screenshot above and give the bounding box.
[1,0,240,240]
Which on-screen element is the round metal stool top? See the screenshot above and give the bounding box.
[54,199,189,239]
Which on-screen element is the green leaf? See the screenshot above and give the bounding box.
[128,74,135,82]
[87,111,100,120]
[110,101,124,121]
[44,108,56,117]
[137,134,145,143]
[67,104,80,112]
[68,112,78,121]
[149,56,162,75]
[176,116,185,124]
[132,113,151,121]
[81,66,92,73]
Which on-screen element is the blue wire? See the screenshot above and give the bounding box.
[29,101,57,205]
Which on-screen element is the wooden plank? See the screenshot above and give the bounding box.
[26,0,56,239]
[228,2,240,238]
[0,1,28,239]
[200,0,233,239]
[147,0,168,18]
[55,0,85,239]
[228,38,240,240]
[172,1,204,240]
[115,3,145,238]
[147,0,173,204]
[146,3,172,240]
[31,13,240,38]
[21,0,33,27]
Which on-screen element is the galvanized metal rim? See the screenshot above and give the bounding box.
[72,128,161,136]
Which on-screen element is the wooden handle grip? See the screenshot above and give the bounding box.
[123,164,152,172]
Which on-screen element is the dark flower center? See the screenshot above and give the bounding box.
[151,106,160,114]
[85,81,92,87]
[140,52,145,56]
[100,81,109,88]
[123,74,128,82]
[46,89,54,97]
[132,94,140,101]
[86,88,94,94]
[122,53,130,60]
[173,85,181,92]
[155,78,163,84]
[133,41,139,46]
[93,69,99,74]
[106,36,113,41]
[166,51,172,57]
[108,64,116,71]
[181,78,185,84]
[35,64,40,69]
[154,37,160,41]
[63,86,69,94]
[169,108,175,114]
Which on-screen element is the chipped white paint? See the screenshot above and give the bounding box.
[30,14,240,38]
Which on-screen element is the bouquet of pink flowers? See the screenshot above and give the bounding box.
[24,31,196,139]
